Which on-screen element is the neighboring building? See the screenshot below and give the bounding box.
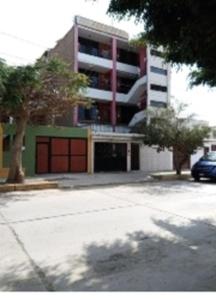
[46,15,172,173]
[1,124,90,176]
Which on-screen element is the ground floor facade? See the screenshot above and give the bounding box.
[2,123,213,177]
[1,124,89,177]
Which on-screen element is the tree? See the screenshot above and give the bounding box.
[134,103,210,175]
[0,58,89,184]
[108,0,216,87]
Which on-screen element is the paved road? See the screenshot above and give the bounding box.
[1,180,216,291]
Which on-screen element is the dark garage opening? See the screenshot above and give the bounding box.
[94,142,127,172]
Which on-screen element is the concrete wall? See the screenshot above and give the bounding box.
[140,145,173,172]
[3,124,88,176]
[190,149,204,168]
[146,46,171,107]
[48,27,75,69]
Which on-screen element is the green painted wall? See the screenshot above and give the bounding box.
[2,124,88,176]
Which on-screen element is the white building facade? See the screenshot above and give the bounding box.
[48,16,172,173]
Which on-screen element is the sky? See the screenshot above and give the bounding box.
[0,0,215,125]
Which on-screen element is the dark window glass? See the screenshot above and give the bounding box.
[150,84,167,92]
[78,106,98,122]
[117,105,139,124]
[117,77,137,93]
[79,68,99,88]
[117,48,139,66]
[79,37,99,56]
[150,66,167,76]
[150,100,167,108]
[150,49,163,57]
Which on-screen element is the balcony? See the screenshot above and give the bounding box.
[85,87,112,101]
[78,52,112,70]
[79,44,111,59]
[80,123,130,134]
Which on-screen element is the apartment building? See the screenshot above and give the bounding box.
[47,15,172,173]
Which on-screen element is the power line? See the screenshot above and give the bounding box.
[0,31,50,49]
[0,51,34,63]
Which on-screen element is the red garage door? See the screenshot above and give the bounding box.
[36,137,87,174]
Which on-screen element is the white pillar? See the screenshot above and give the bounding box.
[91,141,95,174]
[127,142,131,172]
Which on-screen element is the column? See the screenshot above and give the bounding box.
[139,47,147,76]
[111,37,117,132]
[139,47,147,109]
[127,142,131,172]
[72,24,79,126]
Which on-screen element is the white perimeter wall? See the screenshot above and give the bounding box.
[190,149,204,168]
[140,145,173,172]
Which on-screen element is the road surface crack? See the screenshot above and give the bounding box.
[0,209,55,291]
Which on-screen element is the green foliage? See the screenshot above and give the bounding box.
[135,103,210,174]
[0,57,89,120]
[108,0,216,87]
[0,59,12,101]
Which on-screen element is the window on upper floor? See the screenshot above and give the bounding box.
[79,68,111,90]
[78,105,99,123]
[79,37,99,57]
[117,105,140,124]
[150,66,167,76]
[150,100,167,108]
[117,77,137,93]
[150,49,164,57]
[117,48,139,66]
[150,84,167,92]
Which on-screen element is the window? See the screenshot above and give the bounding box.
[117,105,139,124]
[78,106,98,123]
[150,84,167,92]
[79,69,99,88]
[211,145,216,151]
[150,101,167,108]
[201,152,216,162]
[150,66,167,76]
[79,37,99,57]
[117,48,139,66]
[117,77,137,93]
[150,49,163,57]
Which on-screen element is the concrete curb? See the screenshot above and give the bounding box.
[0,181,58,193]
[59,177,157,190]
[151,173,191,181]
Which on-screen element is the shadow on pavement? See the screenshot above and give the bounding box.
[1,217,216,291]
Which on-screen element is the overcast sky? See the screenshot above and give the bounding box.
[0,0,215,125]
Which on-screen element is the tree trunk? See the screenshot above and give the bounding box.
[174,154,188,176]
[176,167,181,176]
[6,117,27,184]
[173,151,182,175]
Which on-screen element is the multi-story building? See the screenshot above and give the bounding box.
[46,15,172,173]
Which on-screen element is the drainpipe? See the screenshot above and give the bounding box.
[111,37,117,132]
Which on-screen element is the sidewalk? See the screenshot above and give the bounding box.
[33,171,153,189]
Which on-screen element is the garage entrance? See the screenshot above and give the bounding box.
[94,142,127,172]
[36,137,87,174]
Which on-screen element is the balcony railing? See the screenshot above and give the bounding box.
[79,123,130,133]
[79,44,111,60]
